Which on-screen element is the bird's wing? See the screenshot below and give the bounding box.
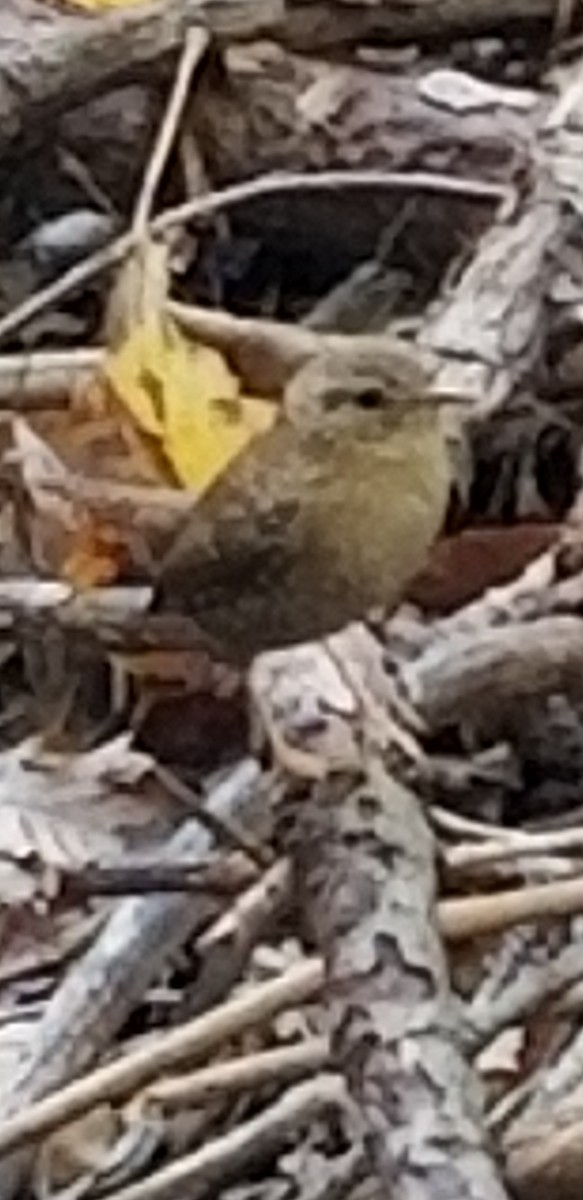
[157,422,305,603]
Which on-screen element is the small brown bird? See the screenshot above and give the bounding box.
[156,341,455,661]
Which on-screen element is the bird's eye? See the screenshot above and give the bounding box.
[354,388,385,410]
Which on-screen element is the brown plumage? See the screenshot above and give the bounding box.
[155,342,453,661]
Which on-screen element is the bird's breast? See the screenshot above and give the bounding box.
[300,418,451,615]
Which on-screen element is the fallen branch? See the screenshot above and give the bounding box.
[100,1075,345,1200]
[0,349,102,407]
[291,760,509,1200]
[0,957,323,1162]
[143,1037,329,1109]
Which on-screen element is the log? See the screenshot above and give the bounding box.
[0,0,557,171]
[282,0,568,51]
[193,44,542,186]
[0,0,282,160]
[290,761,510,1200]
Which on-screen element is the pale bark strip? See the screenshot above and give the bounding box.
[291,759,509,1200]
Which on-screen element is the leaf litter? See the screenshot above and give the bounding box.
[0,5,583,1200]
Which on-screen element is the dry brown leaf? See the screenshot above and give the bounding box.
[0,735,173,897]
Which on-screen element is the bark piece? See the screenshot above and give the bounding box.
[401,615,583,735]
[282,0,564,51]
[193,45,540,185]
[0,0,281,159]
[290,760,509,1200]
[422,68,583,409]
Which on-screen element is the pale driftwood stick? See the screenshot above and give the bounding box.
[98,1075,345,1200]
[446,826,583,871]
[401,615,583,733]
[292,761,509,1200]
[440,876,583,943]
[0,349,102,407]
[157,168,509,235]
[144,1037,329,1108]
[0,759,259,1195]
[0,168,508,348]
[0,582,152,624]
[132,28,210,236]
[0,957,323,1162]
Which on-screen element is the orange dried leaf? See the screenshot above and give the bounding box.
[63,519,128,589]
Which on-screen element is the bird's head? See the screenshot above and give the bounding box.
[284,343,444,444]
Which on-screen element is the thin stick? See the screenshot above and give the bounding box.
[133,28,209,236]
[0,169,509,346]
[440,875,583,942]
[61,855,257,898]
[102,1076,345,1200]
[0,958,323,1160]
[431,805,514,842]
[154,762,273,868]
[446,826,583,871]
[155,168,511,236]
[0,233,134,346]
[145,1037,329,1108]
[0,348,103,407]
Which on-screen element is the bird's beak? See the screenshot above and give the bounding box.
[425,387,472,408]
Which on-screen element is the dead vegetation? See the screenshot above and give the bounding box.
[0,2,583,1199]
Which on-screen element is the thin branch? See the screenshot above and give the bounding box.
[0,958,323,1160]
[446,826,583,871]
[144,1037,329,1108]
[102,1075,345,1200]
[440,875,583,942]
[0,169,510,346]
[132,28,210,236]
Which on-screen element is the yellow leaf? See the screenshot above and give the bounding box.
[105,318,277,493]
